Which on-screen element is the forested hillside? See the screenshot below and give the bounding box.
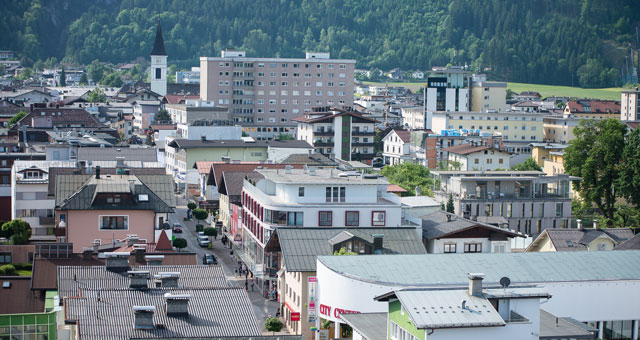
[1,0,638,87]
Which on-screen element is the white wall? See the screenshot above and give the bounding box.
[180,125,242,140]
[445,89,456,112]
[428,238,511,254]
[267,146,314,163]
[458,88,469,112]
[426,88,437,112]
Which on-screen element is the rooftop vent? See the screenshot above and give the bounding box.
[145,255,164,266]
[128,270,150,288]
[104,252,130,272]
[154,272,179,288]
[2,281,10,288]
[164,293,191,316]
[309,168,316,176]
[133,306,155,329]
[285,165,293,174]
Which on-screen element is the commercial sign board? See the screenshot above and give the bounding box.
[308,277,317,322]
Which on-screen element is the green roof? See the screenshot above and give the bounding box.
[318,250,640,286]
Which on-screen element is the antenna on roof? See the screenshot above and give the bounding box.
[499,276,511,289]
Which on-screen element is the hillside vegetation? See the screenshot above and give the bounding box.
[1,0,638,87]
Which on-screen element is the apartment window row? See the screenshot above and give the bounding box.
[326,186,346,202]
[470,202,564,219]
[255,81,346,87]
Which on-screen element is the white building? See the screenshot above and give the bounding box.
[240,168,402,292]
[444,143,511,170]
[293,108,378,164]
[176,67,200,84]
[150,24,168,97]
[401,106,428,130]
[165,100,230,125]
[424,66,472,113]
[382,129,412,165]
[621,88,640,121]
[315,251,640,340]
[411,70,425,79]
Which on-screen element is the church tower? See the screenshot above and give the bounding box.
[150,23,167,96]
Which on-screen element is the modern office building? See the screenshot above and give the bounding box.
[433,170,578,237]
[424,66,472,114]
[200,50,356,139]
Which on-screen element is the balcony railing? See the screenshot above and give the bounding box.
[314,130,334,136]
[314,140,334,146]
[54,227,66,237]
[351,130,375,136]
[39,216,55,225]
[352,142,375,147]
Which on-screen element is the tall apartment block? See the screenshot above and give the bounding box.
[424,66,472,113]
[200,51,355,139]
[621,88,640,121]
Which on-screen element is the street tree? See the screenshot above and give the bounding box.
[204,227,218,239]
[510,157,542,171]
[617,128,640,209]
[565,119,627,223]
[264,317,284,335]
[155,109,171,123]
[87,88,106,102]
[380,162,433,196]
[446,194,455,213]
[8,111,27,125]
[192,209,209,228]
[173,238,187,251]
[59,68,66,86]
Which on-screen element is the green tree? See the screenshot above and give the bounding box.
[276,133,294,140]
[167,64,178,83]
[510,157,542,171]
[155,109,171,123]
[17,68,33,80]
[192,209,209,227]
[381,163,433,196]
[333,247,357,255]
[87,59,105,84]
[87,88,106,102]
[187,202,197,211]
[446,194,455,213]
[617,128,640,208]
[203,227,218,239]
[264,317,284,335]
[79,73,88,85]
[1,219,32,245]
[565,119,627,223]
[172,237,187,251]
[59,68,66,86]
[8,111,27,125]
[101,72,123,87]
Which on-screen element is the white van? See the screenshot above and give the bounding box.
[198,235,210,247]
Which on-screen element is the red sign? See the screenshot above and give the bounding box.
[291,312,300,321]
[318,304,360,319]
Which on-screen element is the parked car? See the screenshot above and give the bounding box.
[197,231,205,237]
[173,223,181,229]
[372,157,384,168]
[173,227,183,233]
[202,254,218,265]
[198,235,210,247]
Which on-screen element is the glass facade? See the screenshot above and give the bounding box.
[0,312,56,340]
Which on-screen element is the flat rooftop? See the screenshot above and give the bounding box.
[257,168,387,185]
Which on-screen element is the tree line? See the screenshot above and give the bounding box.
[1,0,638,87]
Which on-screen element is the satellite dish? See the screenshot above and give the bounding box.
[499,276,511,288]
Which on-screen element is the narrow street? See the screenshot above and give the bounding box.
[169,195,289,335]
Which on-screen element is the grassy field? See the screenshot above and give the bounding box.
[363,81,625,100]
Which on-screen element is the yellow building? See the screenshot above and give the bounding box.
[530,143,567,170]
[471,79,508,113]
[526,227,635,252]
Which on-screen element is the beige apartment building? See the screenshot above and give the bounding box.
[621,88,640,121]
[200,51,355,139]
[471,75,508,113]
[543,116,579,144]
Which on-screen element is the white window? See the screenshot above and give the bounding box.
[269,117,276,123]
[316,91,322,96]
[328,64,334,69]
[258,63,265,68]
[316,82,323,87]
[269,99,276,104]
[304,91,311,96]
[270,72,276,77]
[100,215,129,230]
[281,90,288,95]
[281,81,288,86]
[269,91,276,95]
[327,82,334,87]
[258,72,265,77]
[257,117,264,122]
[258,90,264,95]
[257,81,264,86]
[339,73,346,78]
[327,91,334,96]
[338,91,345,96]
[269,81,276,86]
[293,91,299,96]
[257,99,264,104]
[281,100,288,105]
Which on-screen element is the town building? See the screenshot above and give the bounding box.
[542,115,580,144]
[54,171,176,252]
[132,99,161,131]
[401,106,426,129]
[150,24,168,96]
[471,74,508,113]
[200,50,355,138]
[530,142,568,177]
[421,211,524,253]
[433,170,577,236]
[293,107,378,163]
[0,89,54,106]
[176,67,201,84]
[621,88,640,121]
[512,91,542,102]
[263,227,426,339]
[0,151,45,221]
[315,251,640,340]
[526,224,635,252]
[563,99,620,120]
[240,168,403,294]
[165,100,230,124]
[56,259,261,340]
[443,143,511,171]
[0,277,57,340]
[424,66,472,113]
[382,129,412,165]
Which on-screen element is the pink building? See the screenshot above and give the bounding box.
[54,168,176,252]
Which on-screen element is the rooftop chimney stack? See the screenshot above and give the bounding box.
[468,273,485,297]
[593,219,598,229]
[127,235,140,247]
[372,234,384,254]
[95,165,101,179]
[133,245,146,262]
[128,271,150,289]
[81,248,93,261]
[145,255,165,266]
[576,219,583,230]
[164,293,190,316]
[104,252,130,272]
[155,272,179,288]
[133,306,155,329]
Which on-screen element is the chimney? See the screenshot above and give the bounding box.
[592,219,598,229]
[201,135,206,142]
[104,252,130,272]
[415,186,421,196]
[81,248,93,261]
[128,270,150,289]
[133,306,155,329]
[155,272,180,288]
[222,156,230,164]
[372,234,384,254]
[133,245,146,262]
[164,293,190,316]
[285,165,293,174]
[95,165,100,179]
[145,255,164,266]
[127,235,140,246]
[576,219,583,230]
[446,214,452,222]
[468,273,484,297]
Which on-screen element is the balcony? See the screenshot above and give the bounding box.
[314,140,334,147]
[54,227,66,237]
[352,130,376,136]
[352,142,375,147]
[314,130,334,136]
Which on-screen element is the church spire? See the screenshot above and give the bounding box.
[150,23,167,56]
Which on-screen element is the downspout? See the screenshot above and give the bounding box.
[427,328,435,336]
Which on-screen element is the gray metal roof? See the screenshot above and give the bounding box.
[339,313,387,340]
[529,228,635,251]
[539,310,596,339]
[59,265,260,340]
[271,227,426,272]
[168,139,312,149]
[395,289,505,329]
[615,234,640,250]
[77,147,159,162]
[421,211,523,240]
[317,250,640,286]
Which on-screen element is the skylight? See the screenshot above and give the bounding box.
[138,194,149,202]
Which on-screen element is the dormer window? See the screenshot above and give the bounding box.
[24,170,43,179]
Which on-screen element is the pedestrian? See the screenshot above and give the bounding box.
[245,280,248,291]
[251,280,255,292]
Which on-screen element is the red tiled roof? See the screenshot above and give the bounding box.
[194,161,216,175]
[443,143,490,155]
[20,107,103,128]
[0,277,45,314]
[566,100,620,114]
[155,230,173,251]
[164,94,200,105]
[394,129,411,143]
[387,184,408,193]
